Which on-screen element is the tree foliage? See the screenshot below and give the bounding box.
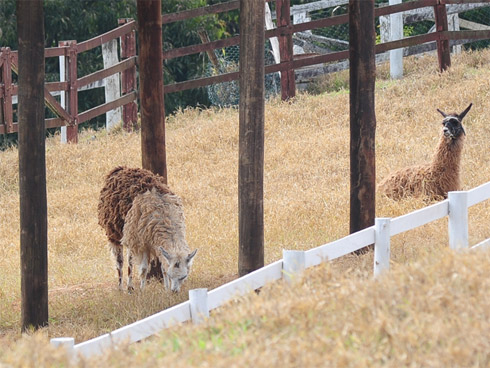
[162,0,225,113]
[0,0,229,125]
[1,0,136,49]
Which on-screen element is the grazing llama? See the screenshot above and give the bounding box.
[378,103,472,200]
[122,188,197,292]
[98,166,196,291]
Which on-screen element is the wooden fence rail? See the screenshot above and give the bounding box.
[0,20,138,142]
[1,0,490,140]
[161,0,490,96]
[50,180,490,359]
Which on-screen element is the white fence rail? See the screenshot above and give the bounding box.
[51,180,490,359]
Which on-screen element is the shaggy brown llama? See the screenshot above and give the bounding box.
[98,166,171,289]
[378,103,472,200]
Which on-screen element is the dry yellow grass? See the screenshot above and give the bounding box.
[1,49,490,366]
[85,250,490,368]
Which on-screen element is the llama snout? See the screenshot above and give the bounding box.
[443,126,456,139]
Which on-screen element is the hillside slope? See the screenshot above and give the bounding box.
[0,49,489,366]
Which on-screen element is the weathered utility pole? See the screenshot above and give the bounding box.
[238,0,265,276]
[137,0,167,182]
[349,0,376,253]
[17,0,49,331]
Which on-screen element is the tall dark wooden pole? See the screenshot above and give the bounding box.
[238,0,265,276]
[17,0,48,331]
[349,0,376,252]
[137,0,167,182]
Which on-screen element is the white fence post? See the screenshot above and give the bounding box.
[448,14,462,54]
[374,218,391,277]
[282,250,306,284]
[102,39,122,131]
[51,337,75,359]
[265,3,281,65]
[189,288,209,324]
[448,191,469,250]
[58,49,67,144]
[389,0,403,79]
[379,15,390,44]
[293,11,312,34]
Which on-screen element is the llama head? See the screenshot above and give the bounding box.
[437,103,472,140]
[158,247,197,292]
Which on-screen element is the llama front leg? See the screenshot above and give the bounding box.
[111,244,124,291]
[139,252,150,290]
[161,263,170,290]
[127,250,134,293]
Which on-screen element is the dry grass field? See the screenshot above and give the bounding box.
[1,49,490,367]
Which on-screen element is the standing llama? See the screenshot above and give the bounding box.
[378,103,472,200]
[98,166,196,291]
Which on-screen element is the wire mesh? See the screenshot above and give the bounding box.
[291,0,490,50]
[206,43,280,107]
[198,0,490,106]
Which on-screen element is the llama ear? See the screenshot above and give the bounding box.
[159,247,172,264]
[437,108,447,118]
[458,103,472,121]
[186,249,197,265]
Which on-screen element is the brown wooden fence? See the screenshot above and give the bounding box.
[0,19,138,143]
[1,0,490,142]
[162,0,490,98]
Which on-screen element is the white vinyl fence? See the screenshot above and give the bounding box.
[51,181,490,359]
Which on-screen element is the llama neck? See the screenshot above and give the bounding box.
[430,134,464,175]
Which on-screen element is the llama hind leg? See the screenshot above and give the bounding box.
[110,244,124,291]
[127,250,134,293]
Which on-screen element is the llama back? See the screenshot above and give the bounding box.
[378,164,449,200]
[97,166,172,244]
[121,188,189,258]
[378,164,431,199]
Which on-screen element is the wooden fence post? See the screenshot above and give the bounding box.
[282,250,306,284]
[434,1,451,72]
[0,50,3,127]
[1,48,14,133]
[374,218,391,277]
[448,191,468,250]
[189,288,209,324]
[0,69,2,127]
[118,19,138,132]
[276,0,296,100]
[59,40,78,143]
[238,0,265,276]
